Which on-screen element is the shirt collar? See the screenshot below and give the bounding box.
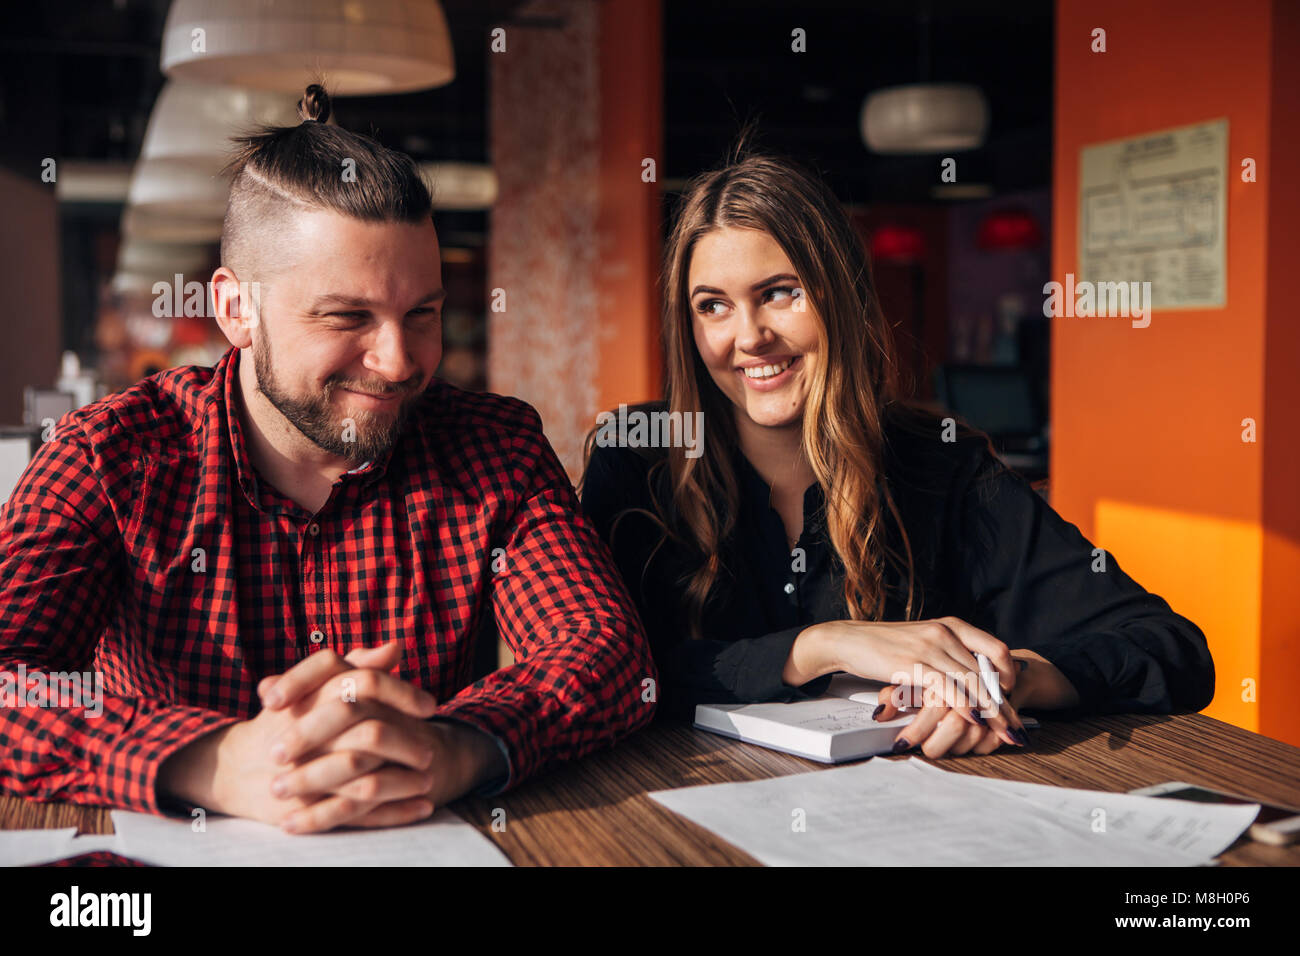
[211,346,396,511]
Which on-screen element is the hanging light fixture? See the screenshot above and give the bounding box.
[859,4,989,154]
[121,206,225,244]
[976,206,1043,251]
[160,0,456,94]
[869,224,927,265]
[417,162,499,210]
[126,81,300,222]
[112,238,214,298]
[861,83,989,154]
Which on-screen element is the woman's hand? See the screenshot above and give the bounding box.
[789,617,1021,738]
[873,658,1033,757]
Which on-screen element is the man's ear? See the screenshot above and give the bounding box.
[211,266,262,348]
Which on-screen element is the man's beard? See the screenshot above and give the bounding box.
[251,330,417,466]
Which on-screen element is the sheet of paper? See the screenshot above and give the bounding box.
[108,808,511,867]
[0,829,126,866]
[901,758,1258,861]
[0,827,80,867]
[649,758,1225,866]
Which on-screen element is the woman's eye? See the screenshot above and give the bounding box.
[764,286,799,304]
[696,299,727,316]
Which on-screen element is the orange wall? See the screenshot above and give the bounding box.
[1053,0,1299,743]
[596,0,663,414]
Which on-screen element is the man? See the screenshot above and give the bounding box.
[0,85,656,834]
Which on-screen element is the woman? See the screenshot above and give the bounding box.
[580,150,1214,759]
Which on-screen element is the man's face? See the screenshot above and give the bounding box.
[247,209,445,466]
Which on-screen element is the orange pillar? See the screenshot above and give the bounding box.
[1052,0,1300,743]
[488,0,662,478]
[596,0,664,417]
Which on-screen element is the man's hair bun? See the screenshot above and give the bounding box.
[297,83,331,124]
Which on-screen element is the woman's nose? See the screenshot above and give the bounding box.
[733,306,774,352]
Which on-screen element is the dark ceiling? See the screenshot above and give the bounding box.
[0,0,1053,204]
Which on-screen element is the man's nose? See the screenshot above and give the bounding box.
[365,321,421,387]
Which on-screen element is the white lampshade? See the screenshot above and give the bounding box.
[861,83,989,154]
[139,81,302,164]
[126,81,300,220]
[161,0,455,94]
[122,206,225,243]
[111,272,170,297]
[418,162,498,210]
[113,239,214,298]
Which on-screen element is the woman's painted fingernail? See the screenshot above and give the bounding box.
[892,738,912,753]
[970,708,987,727]
[871,704,886,721]
[1012,727,1030,746]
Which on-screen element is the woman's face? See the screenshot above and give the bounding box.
[688,226,820,432]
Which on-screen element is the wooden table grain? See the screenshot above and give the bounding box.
[4,712,1299,866]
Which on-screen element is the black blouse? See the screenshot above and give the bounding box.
[580,406,1215,722]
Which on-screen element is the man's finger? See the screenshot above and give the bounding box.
[260,650,353,710]
[333,764,436,804]
[290,666,437,723]
[258,641,403,703]
[341,797,436,830]
[274,692,435,766]
[271,749,388,799]
[343,640,402,671]
[281,767,435,833]
[314,716,438,770]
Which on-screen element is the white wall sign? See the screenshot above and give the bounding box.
[1080,118,1227,309]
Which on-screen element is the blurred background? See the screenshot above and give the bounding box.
[0,0,1297,745]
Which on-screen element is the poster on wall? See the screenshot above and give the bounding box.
[1079,118,1227,310]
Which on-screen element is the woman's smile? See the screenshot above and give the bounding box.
[737,354,802,391]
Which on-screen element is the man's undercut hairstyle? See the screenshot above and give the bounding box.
[220,82,434,286]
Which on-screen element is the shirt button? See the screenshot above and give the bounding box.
[308,523,320,536]
[783,582,796,595]
[309,630,324,644]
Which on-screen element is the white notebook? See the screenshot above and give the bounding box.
[694,674,1037,763]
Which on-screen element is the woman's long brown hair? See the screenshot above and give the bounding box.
[635,149,926,638]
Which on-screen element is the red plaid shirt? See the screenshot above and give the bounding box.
[0,346,656,814]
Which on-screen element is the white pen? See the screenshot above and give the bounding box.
[975,652,1005,712]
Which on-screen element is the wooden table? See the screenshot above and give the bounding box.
[4,712,1299,865]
